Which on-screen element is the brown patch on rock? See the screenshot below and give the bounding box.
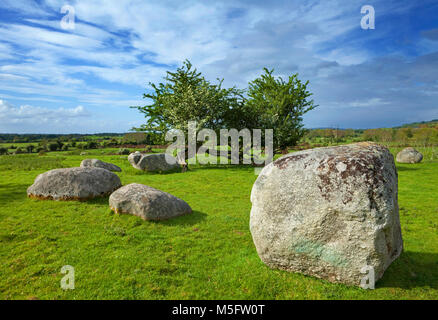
[274,154,309,170]
[316,147,387,205]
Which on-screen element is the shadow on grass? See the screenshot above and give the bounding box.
[377,251,438,289]
[396,166,420,172]
[84,196,110,205]
[128,168,182,176]
[187,164,258,172]
[0,183,29,202]
[126,164,259,175]
[151,210,207,226]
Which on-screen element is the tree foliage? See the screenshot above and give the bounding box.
[246,68,316,151]
[132,60,244,139]
[132,61,317,152]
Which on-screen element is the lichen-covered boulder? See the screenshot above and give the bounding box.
[27,167,121,201]
[250,142,403,287]
[109,183,192,220]
[396,147,423,164]
[80,159,121,172]
[128,153,180,172]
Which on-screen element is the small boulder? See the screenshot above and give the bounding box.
[250,142,403,287]
[128,153,180,172]
[128,151,142,167]
[80,159,122,172]
[27,167,121,201]
[109,183,192,220]
[396,147,423,164]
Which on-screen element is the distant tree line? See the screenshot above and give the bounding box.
[0,133,124,144]
[0,132,162,156]
[304,126,438,147]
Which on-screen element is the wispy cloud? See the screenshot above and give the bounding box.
[0,0,437,132]
[0,99,88,120]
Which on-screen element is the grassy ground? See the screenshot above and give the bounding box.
[0,147,437,300]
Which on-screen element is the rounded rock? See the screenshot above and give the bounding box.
[396,147,423,164]
[128,153,180,172]
[250,142,403,287]
[80,159,122,172]
[27,167,122,201]
[109,183,192,220]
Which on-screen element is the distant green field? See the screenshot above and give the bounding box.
[0,147,437,299]
[0,142,39,152]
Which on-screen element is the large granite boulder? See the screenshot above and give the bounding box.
[27,167,121,201]
[128,152,180,172]
[109,183,192,220]
[396,147,423,164]
[80,159,122,172]
[250,142,403,287]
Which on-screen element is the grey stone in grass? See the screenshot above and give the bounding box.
[127,151,142,167]
[396,147,423,164]
[250,142,403,287]
[109,183,192,220]
[27,167,121,201]
[128,152,180,172]
[80,158,122,172]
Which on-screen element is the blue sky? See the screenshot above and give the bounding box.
[0,0,437,133]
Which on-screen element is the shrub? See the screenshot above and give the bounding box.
[56,141,64,150]
[0,147,8,155]
[14,147,24,154]
[62,144,69,151]
[77,143,87,150]
[26,145,35,153]
[122,132,148,145]
[48,143,59,151]
[87,141,98,149]
[118,148,130,155]
[107,138,119,147]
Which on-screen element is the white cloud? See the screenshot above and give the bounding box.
[0,99,89,122]
[349,98,391,108]
[0,99,144,133]
[0,0,437,132]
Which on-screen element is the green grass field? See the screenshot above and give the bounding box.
[0,147,437,299]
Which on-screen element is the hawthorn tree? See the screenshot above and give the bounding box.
[132,60,244,139]
[245,68,317,152]
[132,61,317,161]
